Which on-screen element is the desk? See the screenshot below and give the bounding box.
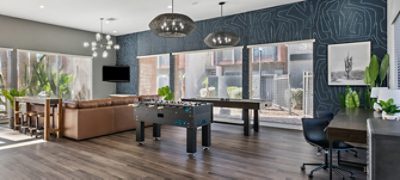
[181,98,271,136]
[326,109,380,179]
[14,97,63,141]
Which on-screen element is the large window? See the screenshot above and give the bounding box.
[395,16,400,88]
[175,47,243,120]
[138,54,170,95]
[250,41,314,124]
[17,50,93,100]
[0,48,12,121]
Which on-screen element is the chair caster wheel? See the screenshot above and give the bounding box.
[308,174,313,179]
[301,166,305,171]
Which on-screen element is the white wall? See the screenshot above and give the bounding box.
[0,15,116,98]
[388,0,400,89]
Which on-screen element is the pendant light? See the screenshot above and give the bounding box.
[149,0,196,38]
[204,2,240,48]
[83,18,120,58]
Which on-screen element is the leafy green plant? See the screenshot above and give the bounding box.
[157,86,174,100]
[1,89,26,107]
[341,86,360,109]
[21,55,74,99]
[379,98,400,115]
[363,54,390,109]
[227,86,242,99]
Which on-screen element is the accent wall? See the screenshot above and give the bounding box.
[116,0,387,114]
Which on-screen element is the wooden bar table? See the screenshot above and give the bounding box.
[14,97,63,141]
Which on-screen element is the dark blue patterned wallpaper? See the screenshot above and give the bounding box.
[116,0,387,114]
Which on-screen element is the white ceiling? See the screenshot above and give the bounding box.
[0,0,303,36]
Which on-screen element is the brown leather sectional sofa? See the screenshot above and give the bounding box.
[63,95,158,140]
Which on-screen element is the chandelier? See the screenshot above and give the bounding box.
[149,0,196,38]
[204,2,240,48]
[83,18,120,58]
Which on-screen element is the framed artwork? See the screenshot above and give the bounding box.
[328,41,371,86]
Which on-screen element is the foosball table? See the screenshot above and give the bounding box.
[133,101,213,154]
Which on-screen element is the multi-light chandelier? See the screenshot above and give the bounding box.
[149,0,195,38]
[83,18,120,58]
[204,2,240,48]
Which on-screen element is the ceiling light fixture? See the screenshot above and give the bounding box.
[83,18,120,58]
[204,2,240,48]
[149,0,196,38]
[39,5,45,9]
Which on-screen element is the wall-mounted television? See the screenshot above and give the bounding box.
[103,66,130,82]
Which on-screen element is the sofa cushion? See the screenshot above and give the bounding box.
[111,97,139,105]
[64,101,79,109]
[94,98,112,107]
[138,95,159,101]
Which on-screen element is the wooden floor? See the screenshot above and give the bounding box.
[0,124,366,179]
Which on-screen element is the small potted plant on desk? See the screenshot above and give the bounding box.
[379,98,400,120]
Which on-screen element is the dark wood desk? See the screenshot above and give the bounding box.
[326,109,380,179]
[14,97,63,141]
[181,98,271,136]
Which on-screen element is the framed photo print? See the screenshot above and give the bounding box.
[328,41,371,86]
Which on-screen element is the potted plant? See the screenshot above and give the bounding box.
[340,86,360,109]
[1,89,26,128]
[363,54,389,109]
[157,86,174,101]
[379,98,400,120]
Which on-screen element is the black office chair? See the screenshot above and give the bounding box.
[301,112,355,179]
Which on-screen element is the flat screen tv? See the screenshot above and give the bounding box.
[103,66,130,82]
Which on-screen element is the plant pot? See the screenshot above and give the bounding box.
[382,111,400,121]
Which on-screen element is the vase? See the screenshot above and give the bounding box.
[382,111,400,121]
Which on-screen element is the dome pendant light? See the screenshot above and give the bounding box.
[204,2,240,48]
[149,0,196,38]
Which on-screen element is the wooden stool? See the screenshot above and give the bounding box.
[36,112,55,138]
[13,111,23,131]
[22,111,37,135]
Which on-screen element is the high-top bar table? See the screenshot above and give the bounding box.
[14,97,63,141]
[182,98,271,136]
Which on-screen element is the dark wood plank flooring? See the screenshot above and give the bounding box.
[0,124,366,179]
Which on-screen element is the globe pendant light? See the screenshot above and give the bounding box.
[83,18,120,58]
[204,2,240,48]
[149,0,196,38]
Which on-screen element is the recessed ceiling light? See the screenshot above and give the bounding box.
[105,20,110,24]
[167,5,172,9]
[113,30,118,34]
[39,5,45,9]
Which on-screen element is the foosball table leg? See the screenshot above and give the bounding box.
[186,128,197,154]
[153,123,161,141]
[136,121,145,143]
[202,124,211,149]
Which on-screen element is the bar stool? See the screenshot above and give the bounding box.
[32,112,45,138]
[13,111,24,131]
[21,111,37,135]
[36,110,55,138]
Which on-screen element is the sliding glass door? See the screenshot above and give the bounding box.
[250,41,314,125]
[175,47,243,121]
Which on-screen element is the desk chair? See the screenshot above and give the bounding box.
[301,113,355,179]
